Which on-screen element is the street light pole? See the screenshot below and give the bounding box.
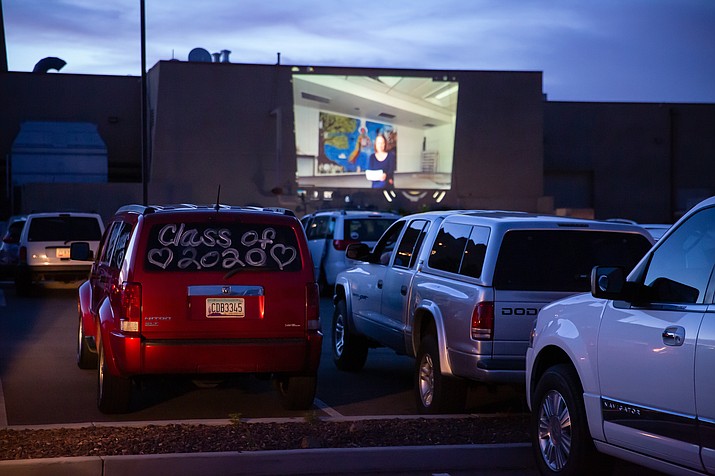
[140,0,148,205]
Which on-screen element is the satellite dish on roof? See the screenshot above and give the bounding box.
[188,48,211,63]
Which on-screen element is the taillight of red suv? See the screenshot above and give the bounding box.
[116,282,142,333]
[471,302,494,340]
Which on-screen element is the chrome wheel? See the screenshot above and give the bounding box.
[334,312,345,358]
[331,299,368,371]
[418,352,435,408]
[537,389,572,471]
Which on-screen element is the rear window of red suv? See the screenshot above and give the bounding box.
[143,222,302,272]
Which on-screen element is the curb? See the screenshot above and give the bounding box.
[0,443,536,476]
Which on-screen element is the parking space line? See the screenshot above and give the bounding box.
[0,378,7,427]
[313,398,344,418]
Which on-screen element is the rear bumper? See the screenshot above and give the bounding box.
[448,348,525,384]
[17,264,91,283]
[108,330,323,377]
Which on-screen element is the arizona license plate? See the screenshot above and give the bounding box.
[206,298,245,318]
[56,247,71,258]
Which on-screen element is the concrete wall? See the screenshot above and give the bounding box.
[0,71,141,217]
[544,102,715,222]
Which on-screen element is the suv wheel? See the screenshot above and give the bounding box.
[415,334,466,414]
[332,299,368,371]
[532,364,605,475]
[97,342,132,414]
[276,374,317,410]
[76,314,97,369]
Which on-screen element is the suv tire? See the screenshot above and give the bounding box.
[76,314,97,369]
[332,299,368,371]
[276,374,317,410]
[415,334,466,414]
[532,364,605,476]
[97,342,132,414]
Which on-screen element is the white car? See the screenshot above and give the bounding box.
[526,196,715,475]
[15,212,104,294]
[301,209,400,294]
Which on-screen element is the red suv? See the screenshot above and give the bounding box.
[73,204,322,413]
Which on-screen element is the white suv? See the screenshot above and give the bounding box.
[301,209,400,293]
[526,196,715,475]
[15,212,104,294]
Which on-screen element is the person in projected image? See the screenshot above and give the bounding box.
[365,133,396,189]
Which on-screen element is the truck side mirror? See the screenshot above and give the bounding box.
[591,266,626,299]
[345,243,370,261]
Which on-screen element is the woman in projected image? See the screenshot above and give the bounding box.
[366,133,396,189]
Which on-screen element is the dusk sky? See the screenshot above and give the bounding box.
[3,0,714,103]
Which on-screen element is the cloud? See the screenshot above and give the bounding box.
[3,0,714,102]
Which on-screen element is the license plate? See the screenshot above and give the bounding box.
[206,298,245,318]
[56,248,70,258]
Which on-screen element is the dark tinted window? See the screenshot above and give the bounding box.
[643,206,715,303]
[305,216,332,240]
[372,220,406,264]
[344,218,396,242]
[143,222,302,272]
[394,220,429,268]
[109,223,133,269]
[5,220,25,241]
[429,223,471,274]
[493,230,652,291]
[28,216,103,242]
[428,223,490,278]
[461,226,490,278]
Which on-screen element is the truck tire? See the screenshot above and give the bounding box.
[332,299,368,371]
[76,313,97,369]
[415,334,467,414]
[97,342,131,414]
[531,364,606,476]
[276,374,317,410]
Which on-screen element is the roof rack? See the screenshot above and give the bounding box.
[115,204,295,217]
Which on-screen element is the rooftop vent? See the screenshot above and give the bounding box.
[301,92,330,104]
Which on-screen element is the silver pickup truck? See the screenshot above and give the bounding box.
[332,210,654,413]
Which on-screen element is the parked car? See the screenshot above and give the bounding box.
[526,196,715,475]
[73,204,322,413]
[15,212,104,294]
[333,210,654,413]
[0,215,27,279]
[640,223,671,241]
[301,209,400,293]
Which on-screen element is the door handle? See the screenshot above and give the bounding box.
[662,326,685,346]
[377,280,383,289]
[401,285,408,295]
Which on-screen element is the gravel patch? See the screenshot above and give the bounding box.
[0,415,530,460]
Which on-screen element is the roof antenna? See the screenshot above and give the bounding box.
[214,185,221,211]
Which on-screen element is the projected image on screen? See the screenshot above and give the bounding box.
[294,74,458,190]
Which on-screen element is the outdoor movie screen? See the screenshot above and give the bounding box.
[293,74,458,191]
